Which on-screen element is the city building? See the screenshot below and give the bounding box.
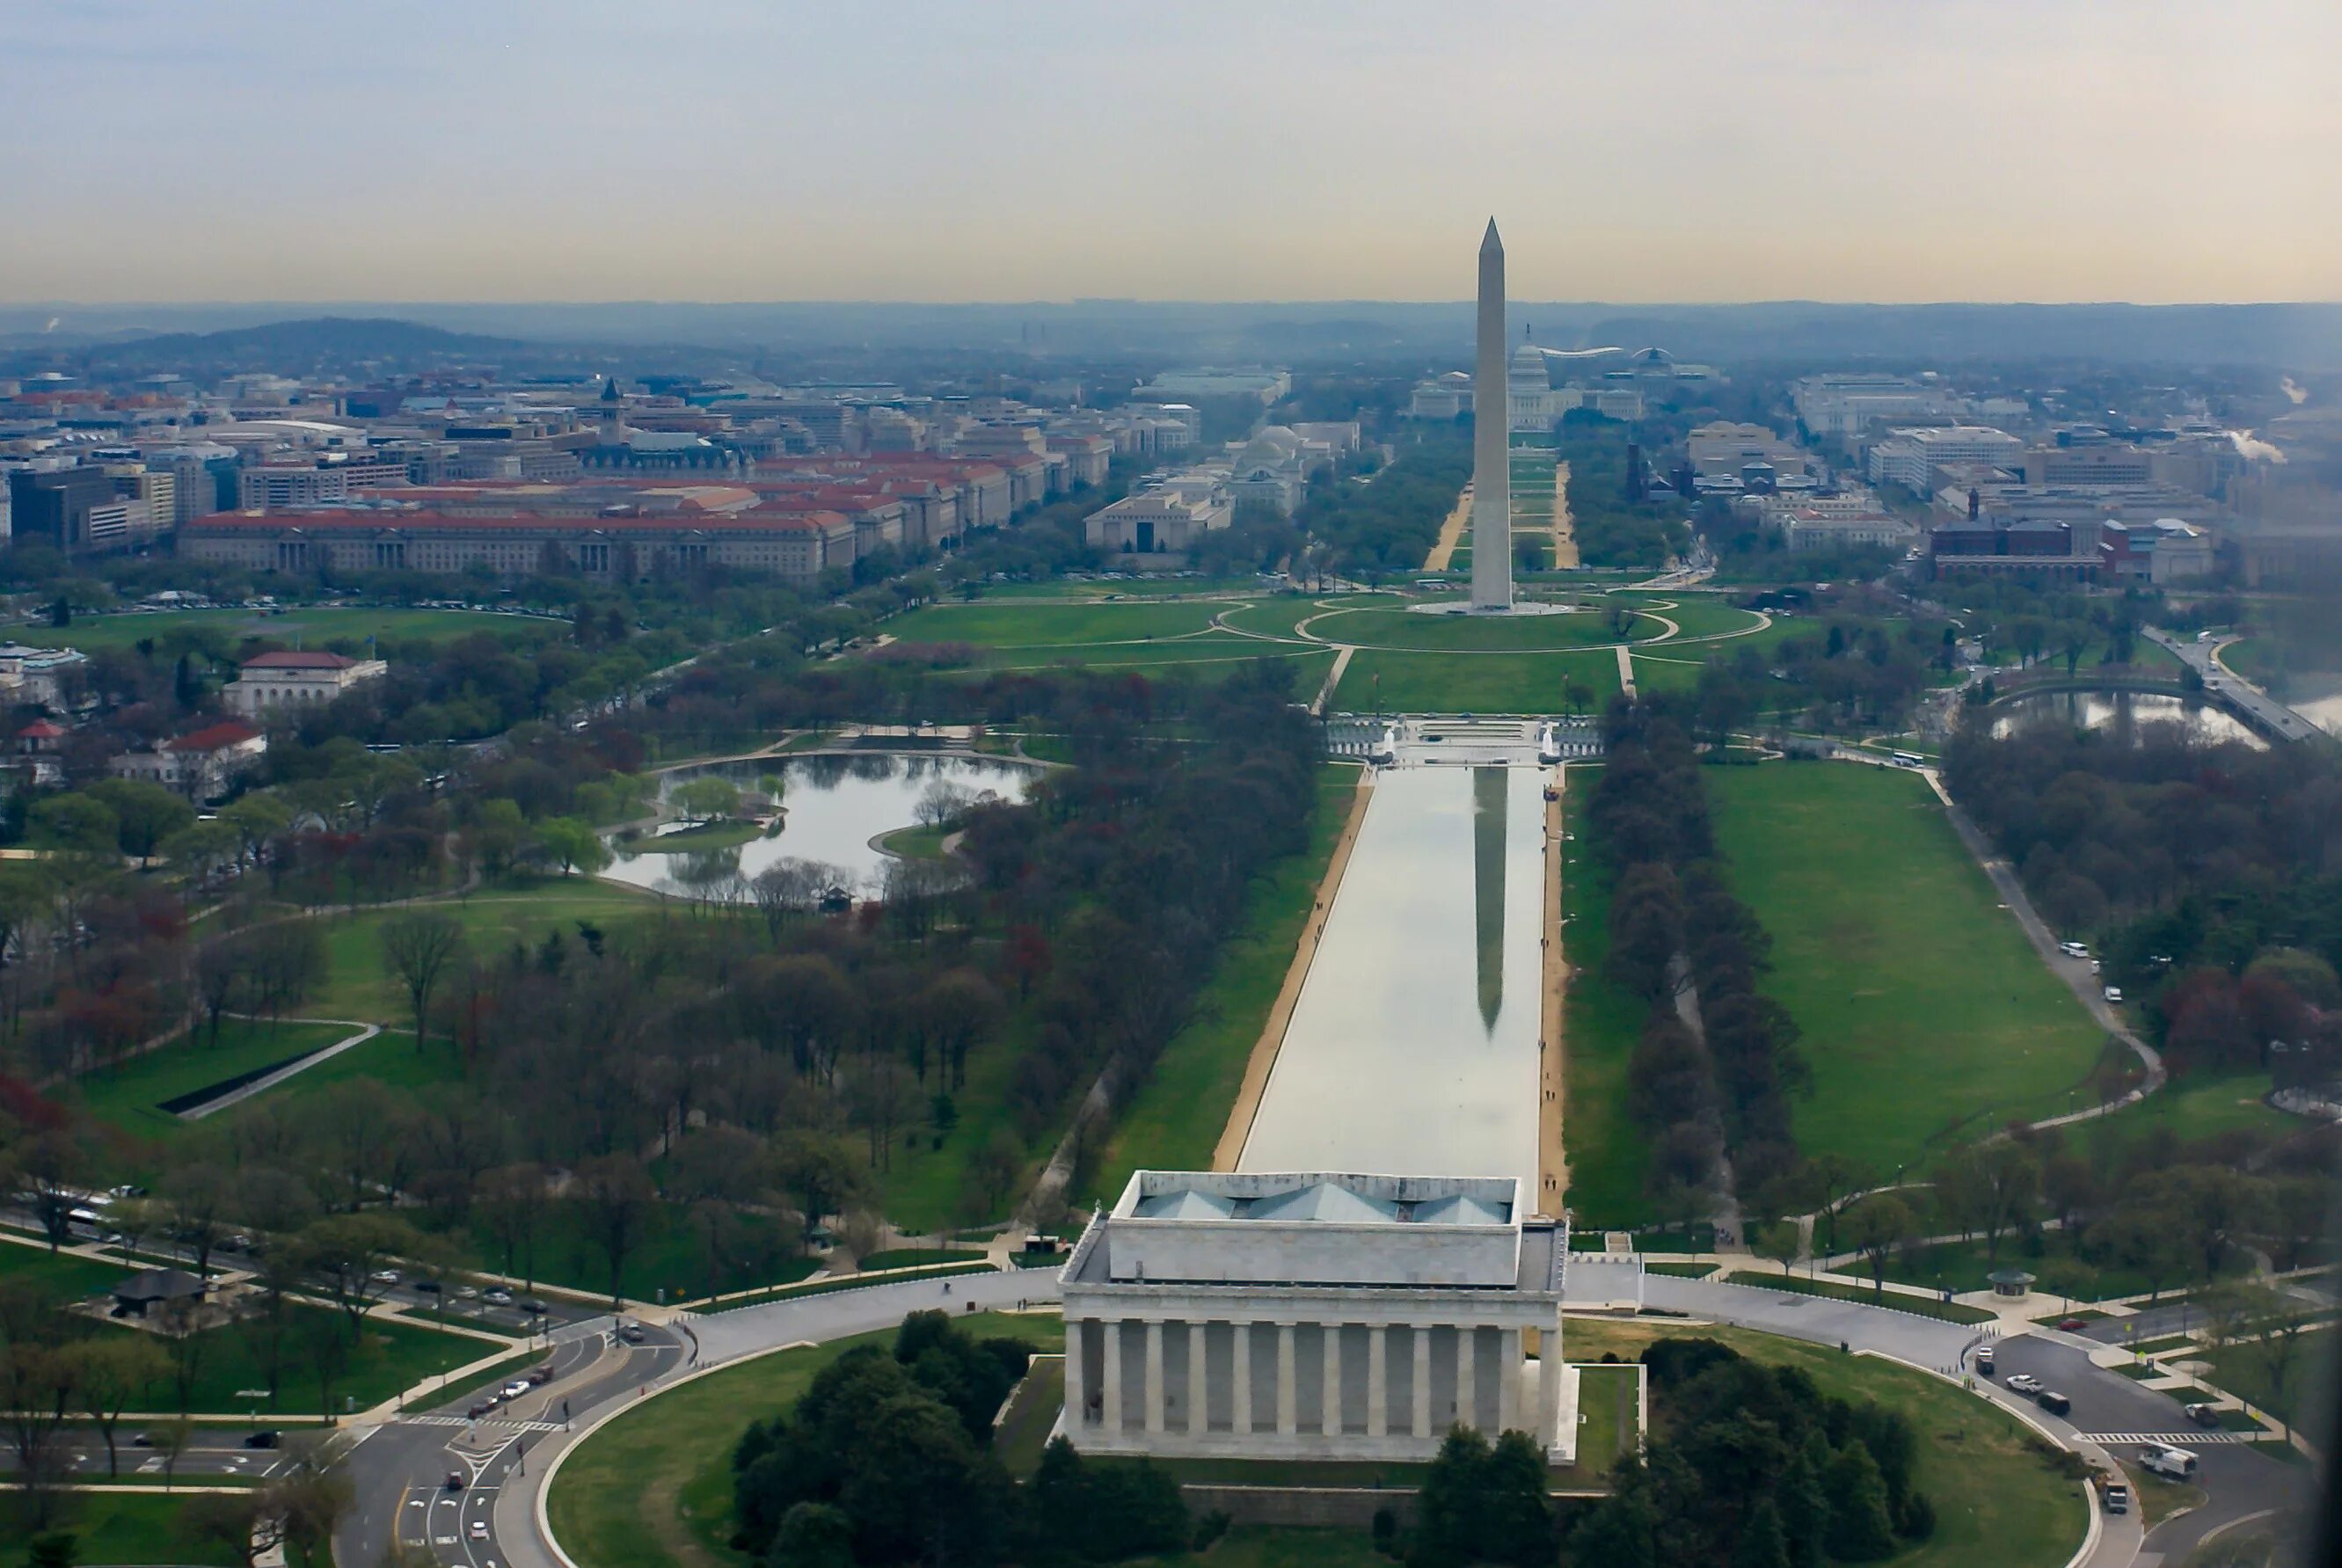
[1083,474,1235,564]
[1867,427,2025,492]
[1925,518,2099,580]
[1791,374,1962,437]
[0,643,90,708]
[239,453,411,509]
[1057,1171,1575,1464]
[223,650,390,717]
[1132,369,1291,405]
[1687,422,1809,479]
[1781,509,1919,552]
[110,718,268,802]
[1407,372,1474,420]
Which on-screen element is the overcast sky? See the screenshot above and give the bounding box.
[4,0,2338,305]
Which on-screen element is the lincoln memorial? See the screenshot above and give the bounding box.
[1056,1171,1579,1464]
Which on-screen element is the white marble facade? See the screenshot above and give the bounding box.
[1057,1172,1577,1463]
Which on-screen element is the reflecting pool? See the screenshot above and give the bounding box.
[1238,763,1545,1196]
[602,751,1039,898]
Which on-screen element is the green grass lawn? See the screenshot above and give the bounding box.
[307,879,671,1020]
[2190,1328,2334,1430]
[632,820,769,852]
[447,1199,819,1305]
[1332,647,1622,715]
[92,1302,491,1418]
[873,823,951,860]
[73,1018,357,1141]
[1093,766,1360,1196]
[14,606,560,654]
[1302,605,1654,652]
[0,1238,130,1303]
[886,601,1227,648]
[1629,653,1704,693]
[1567,1362,1638,1478]
[1706,762,2104,1174]
[1558,768,1658,1227]
[1561,1319,2085,1568]
[39,1491,244,1566]
[1617,595,1771,642]
[547,1312,1062,1568]
[2090,1068,2296,1154]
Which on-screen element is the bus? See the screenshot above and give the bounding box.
[1890,751,1926,768]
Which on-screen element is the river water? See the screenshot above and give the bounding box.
[1990,689,2266,749]
[602,752,1039,898]
[1237,763,1546,1198]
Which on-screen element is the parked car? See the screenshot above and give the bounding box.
[482,1287,514,1306]
[501,1380,530,1399]
[2141,1444,2198,1479]
[369,1268,401,1286]
[1974,1347,1995,1376]
[2037,1390,2072,1416]
[2185,1403,2224,1427]
[2006,1374,2043,1395]
[527,1363,554,1386]
[2055,1317,2090,1331]
[452,1285,480,1301]
[466,1400,496,1419]
[412,1280,442,1295]
[243,1431,279,1449]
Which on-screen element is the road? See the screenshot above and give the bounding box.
[371,1268,1064,1568]
[337,1312,685,1568]
[1638,1275,2315,1564]
[2145,629,2324,744]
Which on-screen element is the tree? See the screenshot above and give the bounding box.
[769,1502,856,1568]
[772,1133,865,1250]
[1842,1193,1915,1298]
[18,1132,89,1251]
[66,1331,168,1476]
[574,1153,655,1307]
[89,778,196,864]
[26,1534,78,1568]
[1753,1221,1802,1277]
[1821,1443,1897,1561]
[1733,1497,1791,1568]
[382,912,464,1054]
[536,816,609,877]
[478,1163,550,1290]
[288,1213,436,1341]
[672,777,741,823]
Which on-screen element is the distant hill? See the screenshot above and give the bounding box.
[12,316,526,375]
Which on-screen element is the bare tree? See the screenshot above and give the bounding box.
[382,912,464,1054]
[574,1154,657,1308]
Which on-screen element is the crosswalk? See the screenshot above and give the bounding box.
[403,1413,562,1433]
[2077,1431,2259,1446]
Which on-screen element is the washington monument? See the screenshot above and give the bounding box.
[1470,218,1514,611]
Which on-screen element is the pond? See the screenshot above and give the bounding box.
[2284,680,2342,739]
[1237,762,1546,1198]
[1989,689,2266,749]
[601,751,1040,898]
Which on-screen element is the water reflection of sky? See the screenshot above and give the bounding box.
[1989,690,2267,750]
[601,752,1039,897]
[1239,765,1543,1197]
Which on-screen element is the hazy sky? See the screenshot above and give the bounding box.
[4,0,2338,305]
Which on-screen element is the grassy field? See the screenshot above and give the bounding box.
[1303,605,1655,652]
[1617,595,1770,642]
[1707,762,2105,1174]
[307,880,671,1020]
[1092,765,1361,1196]
[1557,767,1657,1227]
[14,606,560,653]
[35,1492,244,1566]
[1559,1319,2086,1568]
[546,1311,1062,1568]
[2090,1068,2297,1154]
[2191,1327,2335,1431]
[91,1302,491,1418]
[0,1238,130,1303]
[1333,647,1622,715]
[1876,1232,2243,1303]
[884,600,1227,648]
[451,1199,819,1304]
[73,1018,357,1141]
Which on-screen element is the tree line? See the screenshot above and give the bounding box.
[1587,698,1807,1225]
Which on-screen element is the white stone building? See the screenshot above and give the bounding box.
[223,650,390,717]
[1867,426,2025,492]
[1057,1171,1576,1465]
[1083,476,1236,564]
[109,719,268,801]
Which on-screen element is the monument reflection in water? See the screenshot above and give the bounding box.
[1238,764,1544,1196]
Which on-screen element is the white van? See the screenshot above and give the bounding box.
[2059,941,2088,959]
[2140,1444,2198,1480]
[2104,986,2124,1004]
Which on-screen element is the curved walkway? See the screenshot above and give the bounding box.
[179,1017,384,1119]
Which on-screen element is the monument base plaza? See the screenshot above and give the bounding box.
[1057,1171,1579,1464]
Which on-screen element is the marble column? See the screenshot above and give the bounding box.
[1412,1326,1432,1440]
[1233,1323,1252,1435]
[1539,1311,1565,1449]
[1187,1321,1207,1436]
[1143,1320,1165,1434]
[1456,1325,1477,1431]
[1101,1319,1123,1434]
[1063,1317,1087,1432]
[1368,1325,1388,1437]
[1322,1324,1343,1437]
[1276,1324,1297,1435]
[1498,1327,1521,1432]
